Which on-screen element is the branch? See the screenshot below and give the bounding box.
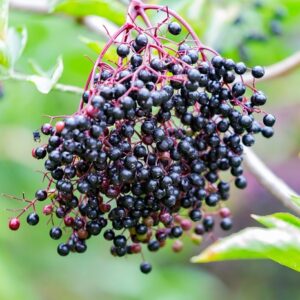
[244,51,300,84]
[244,147,300,216]
[10,72,83,94]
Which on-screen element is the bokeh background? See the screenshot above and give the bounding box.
[0,0,300,299]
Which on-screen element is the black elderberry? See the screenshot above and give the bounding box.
[27,212,39,226]
[168,22,182,35]
[117,44,130,58]
[35,189,47,201]
[252,66,265,78]
[140,262,152,274]
[235,176,247,189]
[234,62,247,75]
[220,218,233,231]
[50,227,62,240]
[34,147,46,159]
[263,114,276,127]
[261,127,274,138]
[57,243,70,256]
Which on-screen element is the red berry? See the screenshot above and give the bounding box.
[172,240,183,253]
[43,204,53,215]
[180,219,192,231]
[219,207,231,218]
[55,121,65,133]
[9,218,20,231]
[64,216,74,227]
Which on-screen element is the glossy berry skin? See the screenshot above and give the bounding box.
[251,66,265,78]
[220,218,233,230]
[57,243,70,256]
[50,227,62,240]
[117,44,130,58]
[168,22,182,35]
[235,176,247,189]
[263,114,276,127]
[9,218,20,231]
[26,213,39,226]
[35,189,47,201]
[140,262,152,274]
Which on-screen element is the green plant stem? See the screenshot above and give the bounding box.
[10,71,83,94]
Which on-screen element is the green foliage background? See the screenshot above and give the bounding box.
[0,0,300,299]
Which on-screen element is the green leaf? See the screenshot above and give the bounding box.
[252,213,300,229]
[54,0,125,25]
[15,56,64,94]
[7,26,28,68]
[79,36,103,54]
[191,227,300,272]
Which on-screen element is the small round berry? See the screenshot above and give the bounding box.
[261,127,274,138]
[9,218,20,231]
[168,22,182,35]
[189,209,202,221]
[140,262,152,274]
[57,243,70,256]
[135,34,148,47]
[50,227,62,240]
[55,121,65,133]
[41,123,53,135]
[251,66,265,78]
[26,212,39,226]
[235,176,247,189]
[43,204,53,215]
[34,147,46,159]
[263,114,276,127]
[117,44,130,58]
[234,62,247,75]
[219,207,231,218]
[220,218,233,230]
[172,240,183,253]
[35,189,47,201]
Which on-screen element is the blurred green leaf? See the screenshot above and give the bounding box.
[192,213,300,272]
[191,227,300,272]
[79,36,103,54]
[7,26,28,68]
[14,56,64,94]
[54,0,126,25]
[0,26,27,71]
[252,213,300,229]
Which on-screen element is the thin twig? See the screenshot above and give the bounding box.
[244,51,300,84]
[243,147,300,216]
[10,72,83,94]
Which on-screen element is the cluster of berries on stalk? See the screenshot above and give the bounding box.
[8,1,275,274]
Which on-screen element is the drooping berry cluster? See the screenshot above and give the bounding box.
[8,1,275,274]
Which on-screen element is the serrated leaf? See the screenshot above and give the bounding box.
[79,36,103,54]
[54,0,125,25]
[252,213,300,229]
[191,227,300,272]
[6,26,28,68]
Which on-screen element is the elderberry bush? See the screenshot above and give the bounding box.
[8,2,275,274]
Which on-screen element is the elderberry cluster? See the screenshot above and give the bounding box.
[9,15,275,274]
